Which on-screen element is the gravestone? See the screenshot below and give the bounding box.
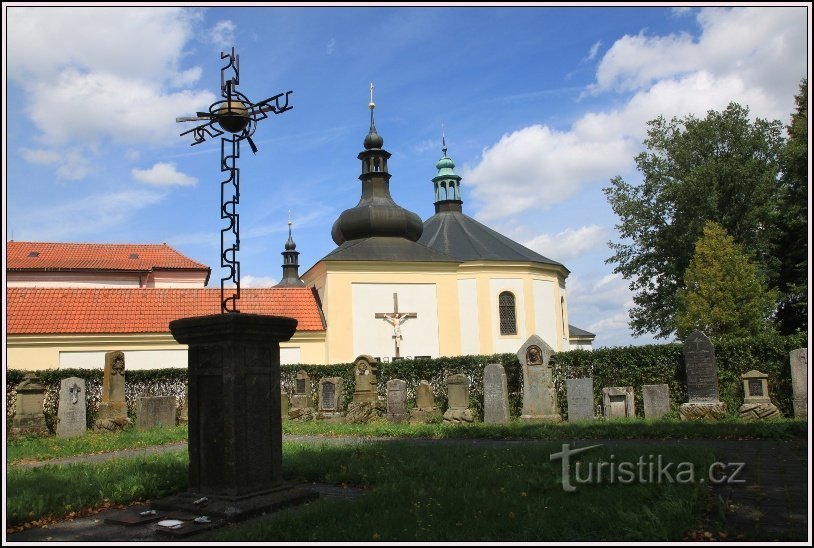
[642,384,670,419]
[94,350,130,432]
[289,370,315,420]
[281,388,290,419]
[11,373,48,435]
[790,349,807,418]
[738,370,782,421]
[678,331,726,420]
[385,379,409,423]
[517,335,561,421]
[136,396,177,430]
[153,313,316,518]
[318,377,344,419]
[483,363,510,424]
[566,378,594,421]
[443,374,474,423]
[346,355,382,423]
[410,380,438,423]
[177,386,189,425]
[602,386,635,418]
[56,377,87,438]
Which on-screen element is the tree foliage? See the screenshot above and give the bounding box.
[604,102,785,338]
[675,221,777,340]
[774,78,808,334]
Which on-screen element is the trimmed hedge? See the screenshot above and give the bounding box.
[8,332,806,429]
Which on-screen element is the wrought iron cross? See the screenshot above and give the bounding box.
[374,293,417,358]
[176,47,293,313]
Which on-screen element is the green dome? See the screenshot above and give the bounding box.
[435,155,455,171]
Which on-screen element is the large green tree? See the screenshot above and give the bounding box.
[774,79,808,334]
[675,221,777,340]
[604,102,785,339]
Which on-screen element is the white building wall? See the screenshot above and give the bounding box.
[351,283,439,360]
[489,278,525,354]
[280,346,302,365]
[533,279,558,350]
[457,278,480,355]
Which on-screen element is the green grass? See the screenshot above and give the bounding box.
[207,441,717,541]
[283,417,807,440]
[7,451,188,525]
[6,425,188,465]
[8,440,717,540]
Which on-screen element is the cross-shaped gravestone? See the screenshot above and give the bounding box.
[374,293,417,358]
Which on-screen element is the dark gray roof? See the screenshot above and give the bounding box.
[320,237,460,263]
[419,211,568,270]
[569,324,596,339]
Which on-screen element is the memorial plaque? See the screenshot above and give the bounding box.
[322,383,336,410]
[748,379,763,397]
[296,379,305,394]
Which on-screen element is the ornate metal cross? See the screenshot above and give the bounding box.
[176,47,293,313]
[374,293,417,358]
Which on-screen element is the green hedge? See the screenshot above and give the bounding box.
[8,332,806,429]
[6,368,187,433]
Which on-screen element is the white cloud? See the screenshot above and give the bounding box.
[132,162,197,187]
[241,275,279,288]
[20,147,92,180]
[327,38,336,55]
[585,41,602,62]
[464,125,636,220]
[591,6,806,102]
[7,7,215,179]
[672,7,693,17]
[13,189,167,241]
[209,20,236,49]
[522,225,606,262]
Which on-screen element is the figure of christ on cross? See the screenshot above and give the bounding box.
[375,293,417,358]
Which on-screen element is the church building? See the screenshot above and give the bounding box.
[6,96,593,371]
[300,97,592,364]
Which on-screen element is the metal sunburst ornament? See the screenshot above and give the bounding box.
[176,48,293,313]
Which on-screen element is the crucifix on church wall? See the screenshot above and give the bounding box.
[375,293,417,358]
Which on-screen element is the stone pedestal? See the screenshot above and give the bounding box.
[679,402,727,420]
[165,313,303,498]
[737,370,782,421]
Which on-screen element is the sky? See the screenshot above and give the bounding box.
[4,4,810,348]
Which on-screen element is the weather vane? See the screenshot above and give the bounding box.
[176,47,293,313]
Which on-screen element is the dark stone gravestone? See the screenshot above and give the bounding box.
[679,331,725,420]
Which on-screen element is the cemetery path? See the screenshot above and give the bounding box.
[7,436,808,542]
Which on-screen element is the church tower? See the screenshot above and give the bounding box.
[274,215,305,288]
[432,132,463,213]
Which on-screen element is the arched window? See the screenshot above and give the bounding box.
[499,291,517,336]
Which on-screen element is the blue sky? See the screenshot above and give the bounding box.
[4,5,809,347]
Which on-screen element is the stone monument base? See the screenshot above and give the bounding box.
[520,413,562,422]
[345,401,382,423]
[10,414,49,436]
[679,402,726,421]
[385,412,408,423]
[738,402,782,421]
[152,483,317,533]
[96,401,128,420]
[288,407,316,421]
[409,408,440,423]
[443,408,475,423]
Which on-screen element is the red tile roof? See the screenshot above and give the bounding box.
[7,288,325,334]
[7,242,210,272]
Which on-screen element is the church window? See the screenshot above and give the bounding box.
[499,291,517,335]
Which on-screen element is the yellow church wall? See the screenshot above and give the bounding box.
[457,261,569,352]
[7,331,326,371]
[303,261,460,364]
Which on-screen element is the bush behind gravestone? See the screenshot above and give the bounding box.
[9,332,805,428]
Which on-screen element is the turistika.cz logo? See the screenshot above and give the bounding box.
[549,443,746,492]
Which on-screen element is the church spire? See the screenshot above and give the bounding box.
[330,85,423,245]
[432,127,463,213]
[274,211,305,287]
